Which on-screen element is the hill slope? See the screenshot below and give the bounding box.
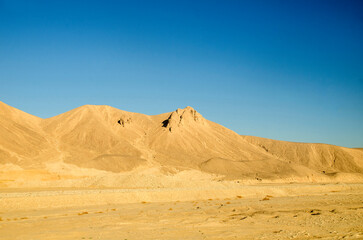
[241,136,363,173]
[0,101,362,187]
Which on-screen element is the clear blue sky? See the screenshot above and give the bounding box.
[0,0,362,147]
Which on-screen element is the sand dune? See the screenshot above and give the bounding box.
[0,101,362,188]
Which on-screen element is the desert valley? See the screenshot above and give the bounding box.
[0,101,362,239]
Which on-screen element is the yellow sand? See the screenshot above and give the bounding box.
[1,184,362,240]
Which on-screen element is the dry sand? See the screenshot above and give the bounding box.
[1,183,362,240]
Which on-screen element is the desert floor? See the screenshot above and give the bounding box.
[1,183,362,240]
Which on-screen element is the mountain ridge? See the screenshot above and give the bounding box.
[0,101,362,188]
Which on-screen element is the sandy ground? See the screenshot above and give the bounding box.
[1,183,362,240]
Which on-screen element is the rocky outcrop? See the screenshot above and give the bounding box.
[162,106,205,132]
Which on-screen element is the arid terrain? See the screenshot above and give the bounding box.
[0,101,362,239]
[1,184,362,239]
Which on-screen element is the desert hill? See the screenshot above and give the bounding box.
[241,136,363,174]
[0,101,362,187]
[0,101,49,168]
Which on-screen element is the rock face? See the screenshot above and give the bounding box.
[118,116,132,127]
[0,100,362,186]
[162,106,205,132]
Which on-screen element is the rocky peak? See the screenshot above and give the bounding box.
[162,106,204,132]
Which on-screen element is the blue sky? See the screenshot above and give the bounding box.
[0,0,362,147]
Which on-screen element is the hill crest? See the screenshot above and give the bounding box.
[0,101,362,187]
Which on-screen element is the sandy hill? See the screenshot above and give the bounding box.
[0,101,362,187]
[0,101,49,168]
[241,136,363,174]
